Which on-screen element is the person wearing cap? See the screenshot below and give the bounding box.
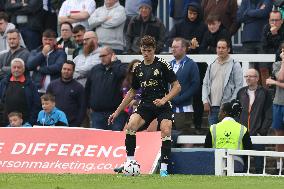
[126,0,166,54]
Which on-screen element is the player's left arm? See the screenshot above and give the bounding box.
[153,80,181,106]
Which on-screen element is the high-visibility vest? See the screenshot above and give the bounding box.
[210,119,247,150]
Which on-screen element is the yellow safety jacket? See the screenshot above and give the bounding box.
[210,117,247,150]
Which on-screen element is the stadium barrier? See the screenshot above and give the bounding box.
[173,136,284,176]
[117,54,275,85]
[225,149,284,177]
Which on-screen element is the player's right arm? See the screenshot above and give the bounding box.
[108,88,137,125]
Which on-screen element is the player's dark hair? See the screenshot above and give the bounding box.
[140,35,156,49]
[221,99,243,118]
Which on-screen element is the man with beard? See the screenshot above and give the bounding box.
[73,31,101,87]
[72,24,86,59]
[47,60,86,127]
[0,29,30,81]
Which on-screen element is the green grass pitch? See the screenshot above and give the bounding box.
[0,174,284,189]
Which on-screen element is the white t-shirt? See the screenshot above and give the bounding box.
[58,0,96,30]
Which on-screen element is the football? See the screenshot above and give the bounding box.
[123,160,141,176]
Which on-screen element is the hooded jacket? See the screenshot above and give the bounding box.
[167,2,207,54]
[0,23,26,52]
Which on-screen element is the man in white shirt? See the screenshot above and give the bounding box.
[58,0,96,30]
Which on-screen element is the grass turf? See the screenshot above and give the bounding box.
[0,174,283,189]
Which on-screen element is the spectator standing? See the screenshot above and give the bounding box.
[47,60,86,127]
[26,29,67,94]
[73,31,101,87]
[169,0,200,25]
[200,14,232,54]
[202,39,243,126]
[0,29,29,80]
[262,10,284,54]
[167,1,207,54]
[85,46,128,130]
[126,0,166,54]
[266,43,284,174]
[89,0,126,54]
[42,0,60,34]
[58,0,96,30]
[170,37,200,137]
[202,0,239,36]
[72,24,86,59]
[237,68,272,174]
[237,0,272,87]
[0,12,25,52]
[37,93,68,126]
[57,22,76,58]
[0,58,41,126]
[5,0,43,51]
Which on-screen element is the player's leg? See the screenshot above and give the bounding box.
[124,113,145,160]
[114,113,145,173]
[159,119,172,177]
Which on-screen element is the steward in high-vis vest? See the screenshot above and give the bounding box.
[205,100,252,150]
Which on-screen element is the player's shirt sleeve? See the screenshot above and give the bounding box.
[160,58,177,84]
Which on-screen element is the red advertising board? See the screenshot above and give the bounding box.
[0,127,161,174]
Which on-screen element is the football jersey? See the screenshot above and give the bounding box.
[132,56,177,103]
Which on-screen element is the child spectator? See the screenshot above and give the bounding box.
[37,94,68,126]
[7,112,32,127]
[200,14,232,54]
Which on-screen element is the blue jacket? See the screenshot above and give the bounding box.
[37,107,68,126]
[7,122,32,127]
[237,0,272,43]
[26,46,67,89]
[170,56,200,109]
[0,75,41,125]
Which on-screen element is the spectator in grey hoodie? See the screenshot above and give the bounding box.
[89,0,126,54]
[0,12,25,53]
[0,29,29,80]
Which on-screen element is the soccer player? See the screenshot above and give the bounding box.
[108,35,181,177]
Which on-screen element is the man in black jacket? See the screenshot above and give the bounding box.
[47,60,86,127]
[85,46,128,130]
[5,0,43,50]
[237,68,272,173]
